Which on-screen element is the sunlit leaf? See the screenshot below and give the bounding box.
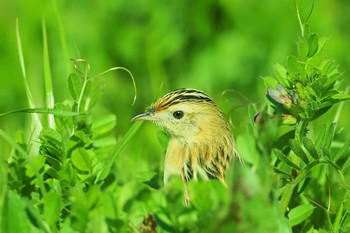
[331,93,350,100]
[263,76,279,89]
[71,148,93,172]
[286,55,304,75]
[44,191,61,229]
[307,33,319,58]
[25,155,45,177]
[92,114,117,136]
[273,64,288,87]
[288,204,314,226]
[93,136,116,148]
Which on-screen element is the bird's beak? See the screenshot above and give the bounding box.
[131,109,156,122]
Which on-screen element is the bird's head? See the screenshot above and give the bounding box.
[132,88,230,144]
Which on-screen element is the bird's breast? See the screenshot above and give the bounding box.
[163,138,188,184]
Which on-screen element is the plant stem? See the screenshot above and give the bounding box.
[294,0,305,37]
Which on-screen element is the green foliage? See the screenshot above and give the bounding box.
[260,9,350,231]
[1,1,350,233]
[266,32,350,122]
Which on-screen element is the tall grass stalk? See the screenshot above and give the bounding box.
[16,19,42,155]
[42,18,56,129]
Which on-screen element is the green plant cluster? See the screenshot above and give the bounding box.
[266,31,349,123]
[261,28,350,232]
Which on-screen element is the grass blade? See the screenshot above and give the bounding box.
[95,121,143,183]
[16,18,42,155]
[42,18,56,129]
[0,108,83,118]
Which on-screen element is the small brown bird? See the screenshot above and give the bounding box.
[132,88,240,203]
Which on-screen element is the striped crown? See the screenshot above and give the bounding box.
[152,88,215,112]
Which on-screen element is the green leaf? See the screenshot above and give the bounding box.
[314,123,336,158]
[290,139,309,164]
[92,114,117,136]
[288,204,314,226]
[333,203,344,232]
[40,128,62,145]
[323,123,336,151]
[44,191,61,229]
[341,156,350,172]
[296,178,311,197]
[154,213,174,232]
[134,171,157,182]
[317,36,329,53]
[236,132,258,165]
[26,155,45,177]
[315,124,327,148]
[312,106,332,120]
[273,149,301,170]
[334,138,350,161]
[86,208,109,233]
[3,190,33,233]
[331,93,350,100]
[263,76,279,89]
[273,64,288,87]
[297,36,308,61]
[273,168,291,177]
[68,73,82,101]
[280,183,295,213]
[286,55,304,75]
[323,73,340,90]
[93,136,117,148]
[188,181,215,212]
[307,33,319,58]
[302,137,318,159]
[95,165,111,183]
[71,148,93,172]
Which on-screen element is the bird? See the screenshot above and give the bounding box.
[132,88,240,204]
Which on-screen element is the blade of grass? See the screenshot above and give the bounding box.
[112,121,143,161]
[0,108,83,118]
[95,121,143,183]
[16,18,42,155]
[52,0,70,73]
[42,18,56,129]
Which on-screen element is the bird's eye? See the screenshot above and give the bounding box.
[173,110,184,119]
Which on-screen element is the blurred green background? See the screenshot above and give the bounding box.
[1,0,350,178]
[1,0,350,232]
